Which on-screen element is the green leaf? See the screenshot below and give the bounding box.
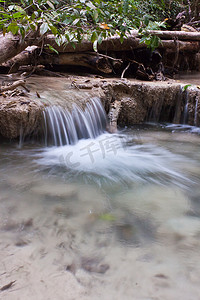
[55,36,61,46]
[40,22,49,35]
[149,35,160,51]
[97,34,103,45]
[7,23,19,35]
[13,12,23,19]
[30,23,37,31]
[47,0,55,9]
[93,39,98,52]
[47,44,58,54]
[71,42,76,49]
[8,5,26,15]
[122,0,129,14]
[91,31,98,43]
[139,36,147,44]
[120,34,124,44]
[72,18,80,26]
[87,1,96,10]
[93,10,98,22]
[144,15,150,26]
[19,26,25,39]
[182,84,192,91]
[49,24,57,35]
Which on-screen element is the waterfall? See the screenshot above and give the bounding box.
[194,96,199,127]
[43,97,107,146]
[183,91,188,124]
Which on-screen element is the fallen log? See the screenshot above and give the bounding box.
[0,32,39,65]
[1,46,38,72]
[159,40,199,52]
[44,35,199,53]
[40,52,114,73]
[130,30,200,41]
[2,51,122,74]
[0,30,199,66]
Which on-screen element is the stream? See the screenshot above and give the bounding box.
[1,123,200,299]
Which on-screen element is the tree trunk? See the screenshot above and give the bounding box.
[43,35,200,54]
[0,32,39,65]
[130,30,200,41]
[41,52,114,73]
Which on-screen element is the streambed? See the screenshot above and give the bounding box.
[1,124,200,299]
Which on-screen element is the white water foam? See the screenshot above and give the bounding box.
[38,133,190,185]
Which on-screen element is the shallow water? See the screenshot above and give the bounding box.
[1,124,200,299]
[175,71,200,86]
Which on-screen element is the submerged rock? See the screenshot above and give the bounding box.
[30,183,77,200]
[81,257,109,274]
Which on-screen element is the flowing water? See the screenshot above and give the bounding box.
[1,99,200,299]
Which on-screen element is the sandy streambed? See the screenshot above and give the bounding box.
[1,127,200,299]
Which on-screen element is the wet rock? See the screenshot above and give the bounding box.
[15,238,29,247]
[115,224,137,244]
[119,96,147,125]
[54,206,71,218]
[154,273,169,279]
[107,100,122,133]
[2,218,33,232]
[81,257,109,274]
[1,76,200,139]
[0,95,43,139]
[102,80,200,126]
[66,262,76,275]
[30,183,77,200]
[77,83,93,89]
[114,213,155,246]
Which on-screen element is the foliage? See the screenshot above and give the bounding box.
[182,84,192,91]
[135,0,184,20]
[0,0,189,51]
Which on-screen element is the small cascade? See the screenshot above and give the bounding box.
[148,96,164,122]
[183,91,189,124]
[194,96,199,126]
[43,97,107,146]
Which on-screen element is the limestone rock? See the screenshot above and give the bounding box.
[0,95,43,139]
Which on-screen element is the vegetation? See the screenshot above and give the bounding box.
[0,0,199,74]
[0,0,195,52]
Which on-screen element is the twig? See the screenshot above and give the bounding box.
[121,62,131,79]
[0,80,26,93]
[95,53,123,63]
[128,58,143,67]
[0,281,16,291]
[71,81,80,90]
[187,20,200,25]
